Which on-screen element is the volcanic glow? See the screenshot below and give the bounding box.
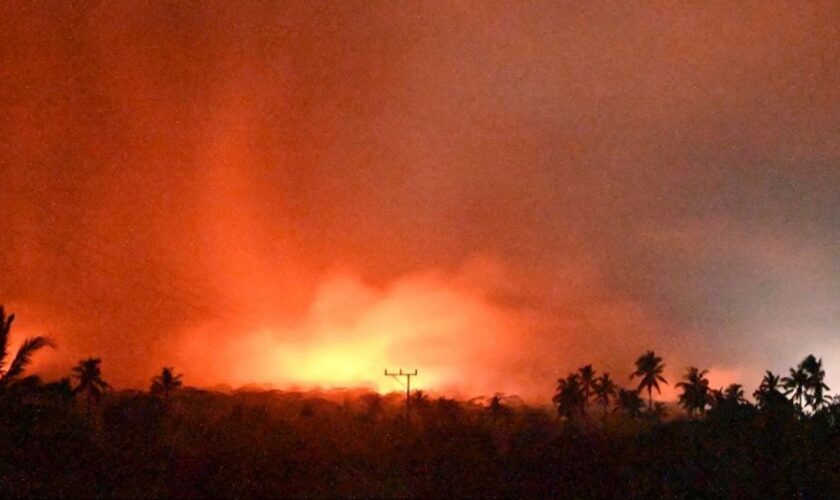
[172,272,529,397]
[2,1,839,401]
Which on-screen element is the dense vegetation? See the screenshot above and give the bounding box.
[1,307,839,498]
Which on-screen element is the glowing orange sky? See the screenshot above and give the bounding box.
[2,1,839,401]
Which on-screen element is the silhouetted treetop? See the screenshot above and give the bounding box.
[151,366,183,396]
[72,357,110,404]
[0,306,53,389]
[631,350,668,411]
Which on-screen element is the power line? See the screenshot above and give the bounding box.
[385,368,418,423]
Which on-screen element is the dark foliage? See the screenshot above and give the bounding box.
[0,308,838,497]
[1,382,838,498]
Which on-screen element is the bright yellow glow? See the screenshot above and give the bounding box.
[279,335,391,391]
[176,272,520,397]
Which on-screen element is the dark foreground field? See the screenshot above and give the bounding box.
[2,384,839,498]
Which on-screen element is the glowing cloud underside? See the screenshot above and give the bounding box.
[174,273,527,397]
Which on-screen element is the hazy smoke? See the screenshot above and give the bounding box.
[2,2,839,400]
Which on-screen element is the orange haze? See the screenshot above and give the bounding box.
[2,1,840,402]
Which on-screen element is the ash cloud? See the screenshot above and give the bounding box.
[2,1,840,399]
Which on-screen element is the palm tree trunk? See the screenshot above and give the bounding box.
[648,387,653,411]
[584,389,589,416]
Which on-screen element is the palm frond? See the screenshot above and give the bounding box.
[93,378,112,391]
[0,336,53,385]
[0,308,14,374]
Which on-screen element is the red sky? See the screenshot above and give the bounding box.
[2,1,839,401]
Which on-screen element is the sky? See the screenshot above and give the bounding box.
[1,1,839,401]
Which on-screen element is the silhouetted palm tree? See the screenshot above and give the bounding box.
[782,365,809,411]
[676,367,711,418]
[631,350,668,411]
[753,371,788,411]
[151,366,183,397]
[800,354,830,411]
[72,358,110,406]
[710,383,749,413]
[553,373,585,419]
[593,373,617,418]
[754,370,780,400]
[723,384,746,404]
[578,364,596,411]
[614,388,645,418]
[0,306,53,389]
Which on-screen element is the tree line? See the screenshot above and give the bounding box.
[1,307,182,405]
[2,305,840,497]
[553,349,833,421]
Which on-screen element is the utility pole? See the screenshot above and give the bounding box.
[385,368,418,423]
